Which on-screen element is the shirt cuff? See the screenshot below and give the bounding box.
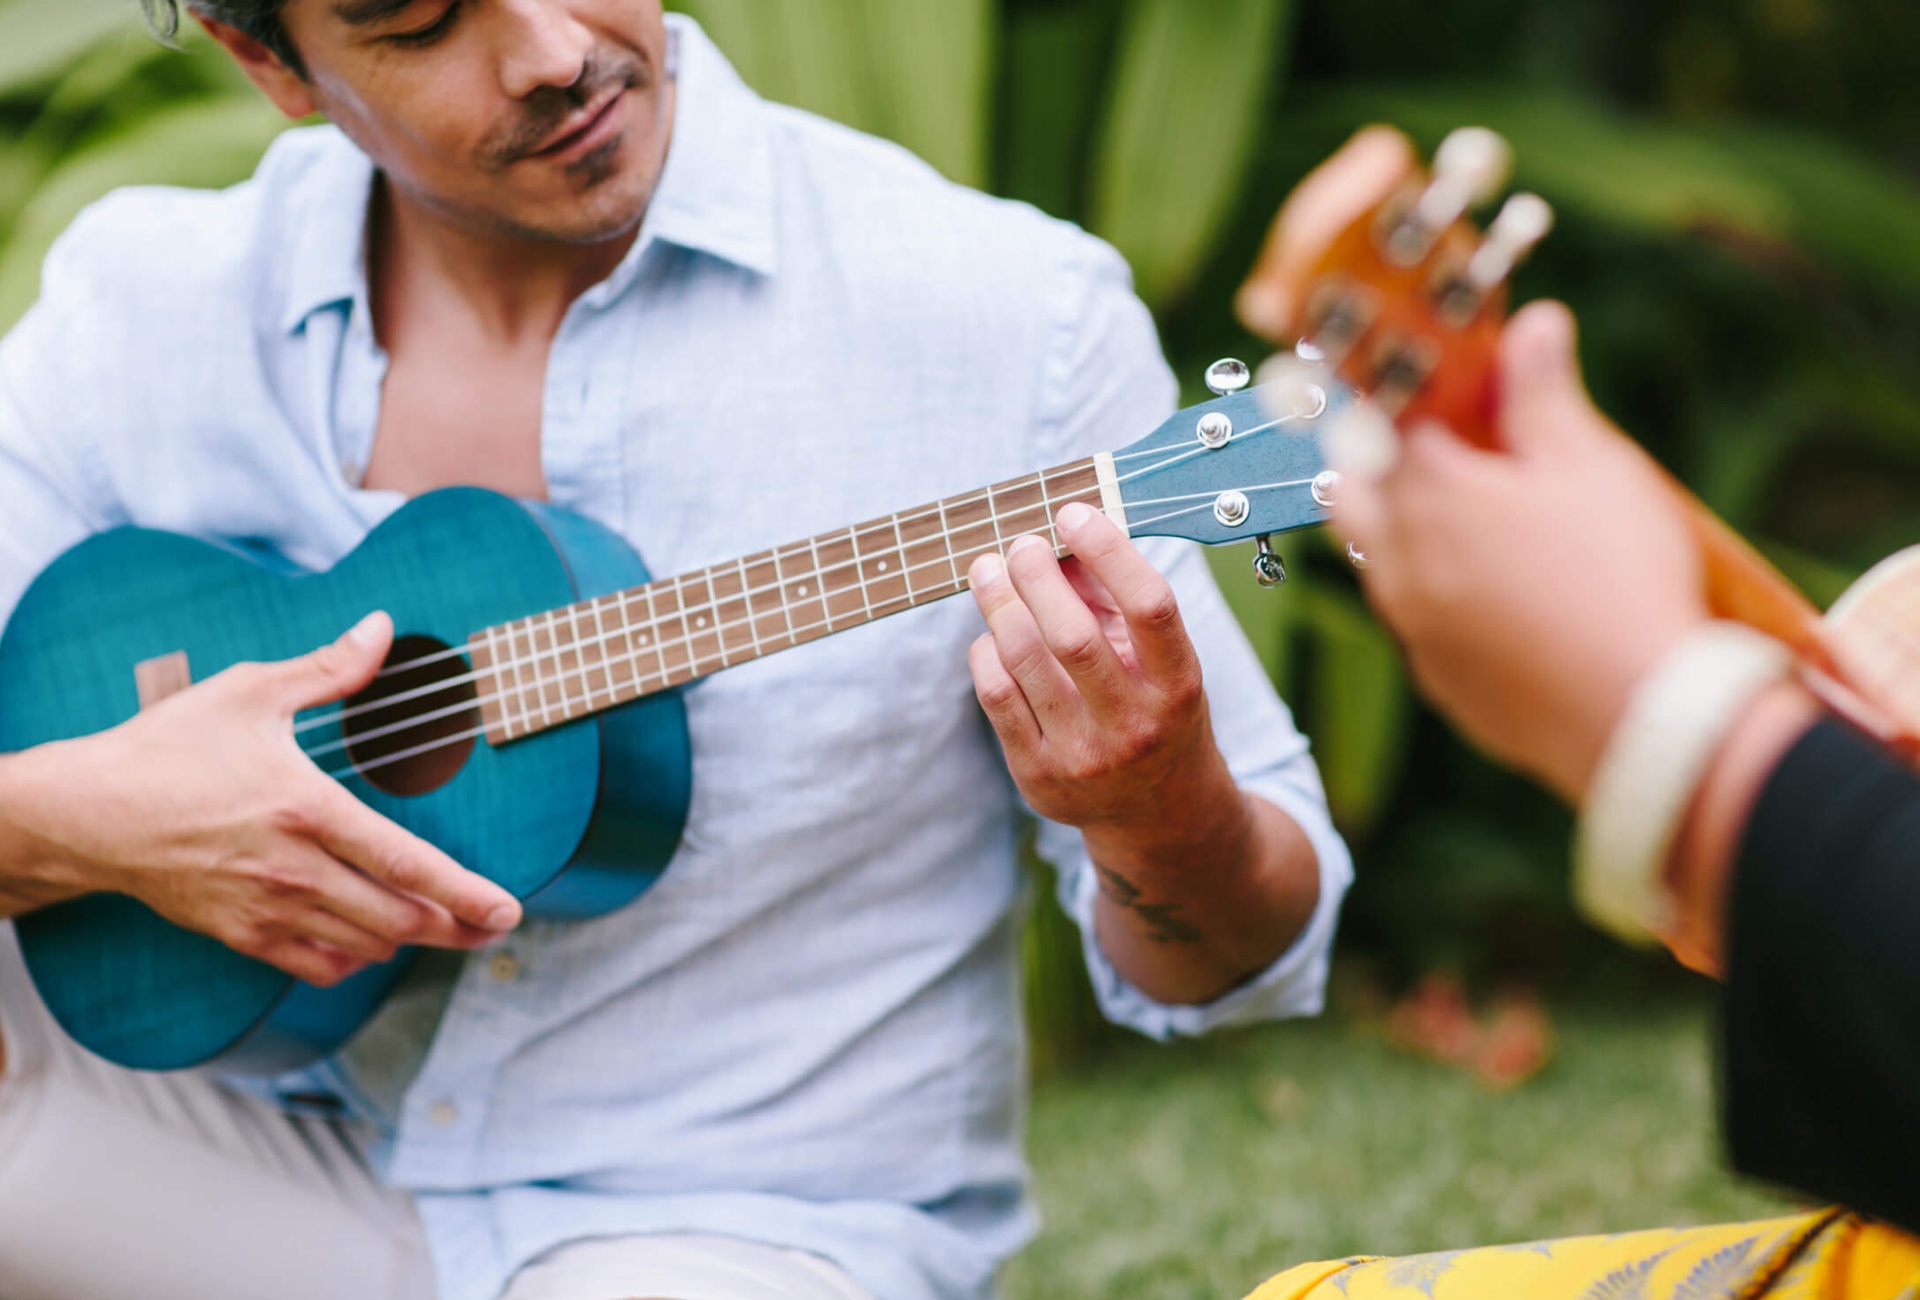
[1050,775,1353,1041]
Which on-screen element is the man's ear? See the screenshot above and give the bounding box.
[194,14,318,119]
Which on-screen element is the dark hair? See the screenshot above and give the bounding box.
[139,0,306,77]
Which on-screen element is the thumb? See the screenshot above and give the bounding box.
[284,610,393,710]
[1497,300,1595,457]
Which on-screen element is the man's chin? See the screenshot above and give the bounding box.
[473,189,652,248]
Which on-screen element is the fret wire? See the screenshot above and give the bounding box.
[585,597,608,708]
[562,602,585,719]
[641,584,668,688]
[1035,471,1056,552]
[888,512,915,606]
[935,498,961,588]
[774,549,798,649]
[545,610,568,722]
[805,535,830,633]
[602,595,625,704]
[614,591,642,703]
[669,573,690,677]
[738,556,763,656]
[491,629,514,741]
[848,527,874,622]
[517,619,539,732]
[702,570,730,671]
[531,613,552,728]
[491,623,514,740]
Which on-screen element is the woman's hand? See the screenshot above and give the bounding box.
[1333,302,1710,804]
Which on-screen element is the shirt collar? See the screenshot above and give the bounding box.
[279,13,776,334]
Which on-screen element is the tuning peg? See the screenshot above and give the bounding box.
[1463,192,1554,298]
[1253,535,1287,587]
[1433,128,1514,206]
[1253,353,1331,423]
[1206,358,1252,397]
[1384,126,1515,267]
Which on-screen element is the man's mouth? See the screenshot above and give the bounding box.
[526,86,627,162]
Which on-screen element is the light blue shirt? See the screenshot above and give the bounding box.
[0,18,1351,1300]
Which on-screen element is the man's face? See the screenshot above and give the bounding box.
[269,0,671,245]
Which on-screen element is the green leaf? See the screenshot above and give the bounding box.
[0,94,287,331]
[997,2,1116,219]
[0,0,148,98]
[1297,581,1410,834]
[670,0,993,187]
[1088,0,1293,310]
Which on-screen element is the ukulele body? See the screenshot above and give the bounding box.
[0,488,692,1072]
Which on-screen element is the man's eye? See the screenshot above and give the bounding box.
[388,2,459,46]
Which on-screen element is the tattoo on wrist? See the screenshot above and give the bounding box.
[1094,864,1203,945]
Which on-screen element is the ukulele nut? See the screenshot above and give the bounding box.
[1197,412,1234,449]
[1205,358,1252,397]
[1311,471,1343,509]
[1213,490,1251,528]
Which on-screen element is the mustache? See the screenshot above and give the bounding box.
[480,51,645,169]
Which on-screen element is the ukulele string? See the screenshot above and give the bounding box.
[348,440,1222,690]
[295,416,1303,736]
[306,473,1324,781]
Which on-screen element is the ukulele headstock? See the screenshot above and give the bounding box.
[1264,127,1554,467]
[1105,128,1553,587]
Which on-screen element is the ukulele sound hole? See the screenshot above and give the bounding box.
[343,634,481,797]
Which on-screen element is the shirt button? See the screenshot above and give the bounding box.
[428,1099,459,1127]
[339,457,364,487]
[487,950,521,983]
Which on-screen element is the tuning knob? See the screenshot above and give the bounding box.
[1253,534,1287,587]
[1432,127,1514,206]
[1205,358,1252,397]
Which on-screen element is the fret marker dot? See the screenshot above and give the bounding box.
[639,635,650,645]
[878,561,889,572]
[798,585,810,597]
[696,616,708,629]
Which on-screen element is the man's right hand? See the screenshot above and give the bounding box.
[0,611,521,987]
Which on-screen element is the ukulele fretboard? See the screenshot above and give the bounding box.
[468,456,1117,743]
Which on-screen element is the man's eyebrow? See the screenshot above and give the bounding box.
[331,0,419,26]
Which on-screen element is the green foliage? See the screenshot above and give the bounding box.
[3,0,1918,1043]
[1007,996,1791,1295]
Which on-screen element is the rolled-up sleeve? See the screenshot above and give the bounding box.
[0,221,119,625]
[1027,228,1353,1040]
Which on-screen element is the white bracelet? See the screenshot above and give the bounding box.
[1573,622,1793,944]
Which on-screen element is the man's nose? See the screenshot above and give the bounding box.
[496,0,594,100]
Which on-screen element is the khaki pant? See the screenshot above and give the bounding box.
[0,934,873,1300]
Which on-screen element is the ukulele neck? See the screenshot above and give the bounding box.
[467,456,1122,744]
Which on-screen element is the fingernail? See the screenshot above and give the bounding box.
[485,901,521,930]
[1057,502,1096,532]
[345,612,385,649]
[1008,533,1049,558]
[971,553,1005,589]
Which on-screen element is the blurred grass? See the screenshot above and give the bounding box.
[1006,991,1795,1299]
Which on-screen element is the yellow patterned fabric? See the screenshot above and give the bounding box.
[1247,1211,1920,1300]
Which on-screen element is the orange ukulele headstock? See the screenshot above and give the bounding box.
[1276,128,1553,455]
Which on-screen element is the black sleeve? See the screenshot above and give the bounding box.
[1721,717,1920,1231]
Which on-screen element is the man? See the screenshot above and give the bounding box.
[0,4,1351,1299]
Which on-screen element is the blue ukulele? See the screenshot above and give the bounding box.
[0,360,1342,1071]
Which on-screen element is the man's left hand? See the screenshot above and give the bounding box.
[966,501,1234,838]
